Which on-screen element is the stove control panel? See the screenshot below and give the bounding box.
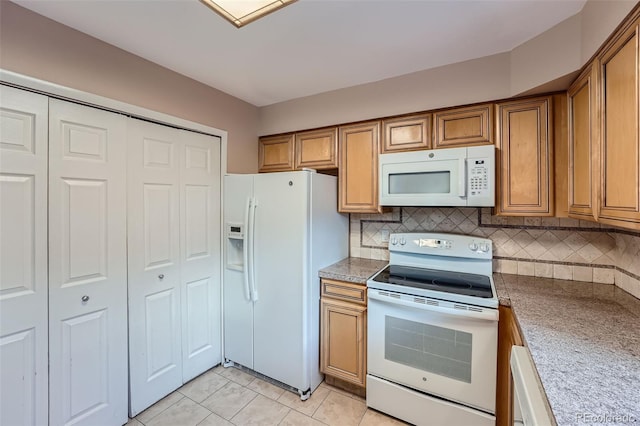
[391,237,453,249]
[388,232,493,261]
[469,241,490,253]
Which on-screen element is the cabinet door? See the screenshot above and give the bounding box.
[294,127,338,169]
[434,103,494,148]
[496,306,523,426]
[0,86,49,426]
[568,65,598,222]
[320,298,367,387]
[382,114,431,153]
[338,121,382,213]
[598,18,640,230]
[495,97,554,216]
[259,134,294,172]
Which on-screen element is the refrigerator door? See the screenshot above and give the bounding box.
[252,172,309,391]
[223,174,254,368]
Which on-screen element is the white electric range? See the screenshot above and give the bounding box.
[366,232,498,426]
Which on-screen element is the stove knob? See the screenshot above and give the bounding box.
[479,243,490,253]
[399,238,406,246]
[469,242,478,251]
[390,237,397,245]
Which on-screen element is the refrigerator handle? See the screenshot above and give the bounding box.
[250,198,259,302]
[242,197,252,301]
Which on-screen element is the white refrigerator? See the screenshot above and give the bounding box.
[223,171,348,397]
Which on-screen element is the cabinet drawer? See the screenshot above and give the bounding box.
[321,279,367,305]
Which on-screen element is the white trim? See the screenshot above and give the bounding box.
[0,70,228,146]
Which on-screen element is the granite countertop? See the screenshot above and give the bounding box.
[318,259,640,425]
[495,273,640,426]
[318,257,388,284]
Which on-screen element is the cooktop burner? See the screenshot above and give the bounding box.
[371,265,493,299]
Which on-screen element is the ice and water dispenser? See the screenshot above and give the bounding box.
[225,222,244,271]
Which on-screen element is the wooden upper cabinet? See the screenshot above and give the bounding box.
[258,134,294,172]
[433,103,494,148]
[381,114,431,153]
[598,16,640,230]
[495,96,554,216]
[294,127,338,170]
[338,121,382,213]
[568,64,598,222]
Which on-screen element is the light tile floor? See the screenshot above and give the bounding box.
[128,365,408,426]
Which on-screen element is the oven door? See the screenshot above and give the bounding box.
[367,289,498,413]
[379,158,466,206]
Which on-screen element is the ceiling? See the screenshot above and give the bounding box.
[13,0,587,107]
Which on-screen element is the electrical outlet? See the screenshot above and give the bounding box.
[380,229,390,243]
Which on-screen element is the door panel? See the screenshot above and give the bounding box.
[49,99,128,426]
[145,289,179,381]
[128,118,182,416]
[252,172,307,390]
[61,178,107,285]
[179,130,221,382]
[0,86,48,426]
[61,310,108,424]
[0,329,36,426]
[143,184,175,268]
[223,175,254,369]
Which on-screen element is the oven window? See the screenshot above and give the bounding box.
[385,316,472,383]
[388,171,451,194]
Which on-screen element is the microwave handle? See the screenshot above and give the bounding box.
[459,158,467,198]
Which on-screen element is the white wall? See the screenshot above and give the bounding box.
[0,1,260,173]
[258,53,511,136]
[581,0,637,64]
[510,14,582,96]
[258,0,638,136]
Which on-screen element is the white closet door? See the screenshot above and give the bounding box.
[179,130,221,382]
[127,118,182,416]
[0,86,49,426]
[48,99,128,426]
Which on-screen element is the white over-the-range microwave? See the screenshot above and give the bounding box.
[379,145,495,207]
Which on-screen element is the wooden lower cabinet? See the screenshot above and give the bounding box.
[320,279,367,391]
[496,305,524,426]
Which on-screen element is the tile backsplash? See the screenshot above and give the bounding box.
[349,207,640,300]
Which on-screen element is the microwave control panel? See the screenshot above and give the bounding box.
[469,160,489,196]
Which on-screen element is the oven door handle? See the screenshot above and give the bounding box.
[368,291,499,322]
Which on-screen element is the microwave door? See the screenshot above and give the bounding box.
[381,160,465,206]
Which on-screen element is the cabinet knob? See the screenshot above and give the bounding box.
[81,295,90,303]
[159,274,165,280]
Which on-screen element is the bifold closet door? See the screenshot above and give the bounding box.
[127,119,182,416]
[48,99,128,425]
[179,129,221,382]
[0,86,49,426]
[127,119,222,415]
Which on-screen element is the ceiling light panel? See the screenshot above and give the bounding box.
[200,0,297,28]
